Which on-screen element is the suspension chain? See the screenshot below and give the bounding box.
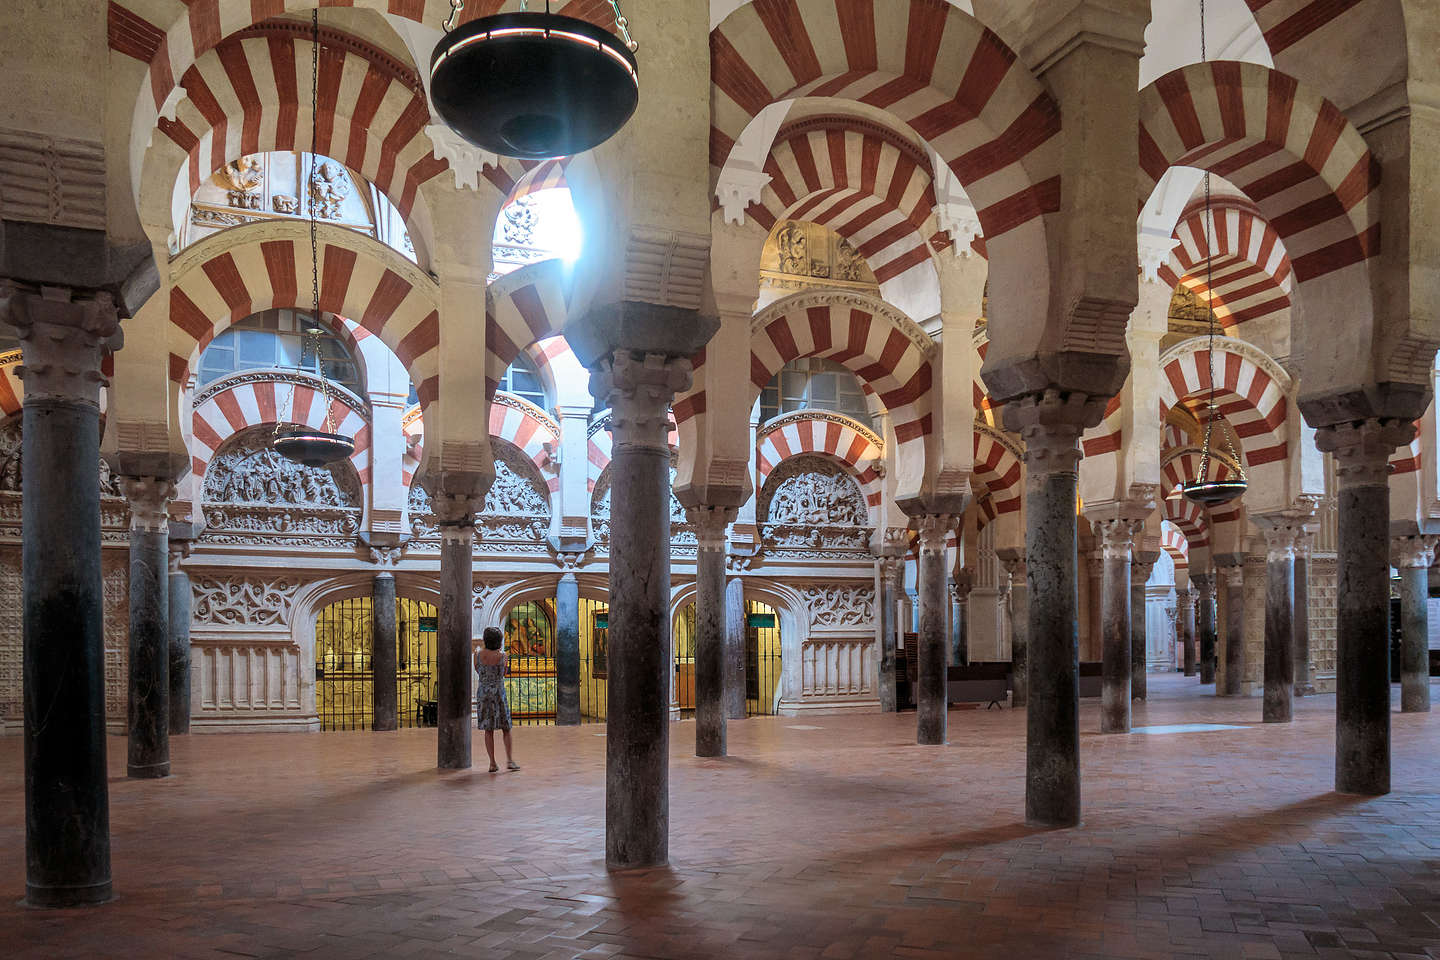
[608,0,638,52]
[445,0,464,32]
[309,10,339,435]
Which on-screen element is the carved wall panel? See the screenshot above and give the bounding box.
[591,467,692,546]
[0,547,19,727]
[102,552,129,723]
[191,575,301,626]
[797,583,876,630]
[759,456,871,556]
[0,418,124,498]
[201,429,361,543]
[408,444,551,545]
[799,639,875,698]
[194,642,304,716]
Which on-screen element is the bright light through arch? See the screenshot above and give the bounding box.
[490,187,582,281]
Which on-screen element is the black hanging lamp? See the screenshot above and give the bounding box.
[429,0,639,158]
[1180,0,1248,508]
[273,10,356,469]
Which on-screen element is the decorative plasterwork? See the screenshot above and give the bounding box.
[201,431,362,541]
[410,446,550,544]
[425,124,500,191]
[715,167,772,225]
[751,290,935,359]
[759,455,871,555]
[191,574,301,626]
[797,583,876,629]
[623,228,710,311]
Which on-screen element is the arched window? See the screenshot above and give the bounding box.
[758,359,874,428]
[489,188,582,281]
[197,309,362,394]
[183,151,414,262]
[496,353,549,411]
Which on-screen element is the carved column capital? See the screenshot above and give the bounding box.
[1391,535,1438,570]
[1315,418,1416,486]
[687,504,737,553]
[1253,514,1304,563]
[1190,572,1216,599]
[117,475,176,534]
[432,492,483,542]
[996,547,1026,581]
[589,351,692,452]
[914,514,953,555]
[1004,388,1109,474]
[876,554,905,582]
[1215,556,1245,588]
[1092,517,1142,560]
[1131,549,1160,584]
[950,570,974,603]
[167,538,194,574]
[0,282,120,406]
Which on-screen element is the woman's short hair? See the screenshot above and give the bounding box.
[482,626,503,650]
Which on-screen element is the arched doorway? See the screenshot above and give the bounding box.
[314,596,437,731]
[497,596,612,725]
[670,599,783,717]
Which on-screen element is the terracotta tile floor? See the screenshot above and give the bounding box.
[4,674,1440,959]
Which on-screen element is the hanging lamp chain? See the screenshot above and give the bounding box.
[307,9,339,436]
[443,0,635,52]
[445,0,464,32]
[608,0,638,52]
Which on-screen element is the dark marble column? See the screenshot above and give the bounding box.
[915,515,952,744]
[118,476,175,779]
[1293,531,1313,696]
[1093,518,1137,734]
[1316,420,1412,795]
[434,495,480,770]
[168,541,192,735]
[1177,587,1196,677]
[1392,536,1436,714]
[371,571,398,731]
[690,506,734,757]
[6,284,119,906]
[556,570,581,725]
[998,550,1027,708]
[591,351,691,869]
[951,571,972,667]
[722,572,746,720]
[1193,573,1217,684]
[1085,553,1104,663]
[1256,519,1300,723]
[1216,557,1245,696]
[1008,392,1101,828]
[876,553,903,712]
[1131,551,1158,701]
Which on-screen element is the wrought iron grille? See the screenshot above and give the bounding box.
[489,596,610,726]
[673,603,696,715]
[315,595,438,731]
[397,598,438,728]
[746,600,782,717]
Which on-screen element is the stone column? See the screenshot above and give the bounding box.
[951,571,972,667]
[1085,553,1104,663]
[1392,535,1436,713]
[1217,558,1245,696]
[1294,531,1314,696]
[876,554,903,712]
[1010,393,1096,828]
[167,540,192,735]
[1176,588,1196,677]
[1193,573,1217,684]
[590,352,691,869]
[689,505,735,757]
[722,569,746,720]
[915,515,952,744]
[1316,420,1413,795]
[371,571,398,731]
[434,496,480,770]
[1130,550,1158,701]
[1093,518,1138,733]
[556,570,581,725]
[5,283,119,906]
[997,550,1028,708]
[1255,519,1301,723]
[118,476,175,779]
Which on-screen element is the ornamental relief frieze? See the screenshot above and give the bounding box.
[759,456,872,555]
[408,448,551,545]
[201,431,361,542]
[590,468,692,546]
[191,574,301,626]
[797,583,876,630]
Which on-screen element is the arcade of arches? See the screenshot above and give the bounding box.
[3,0,1440,955]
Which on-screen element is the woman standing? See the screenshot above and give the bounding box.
[474,626,519,772]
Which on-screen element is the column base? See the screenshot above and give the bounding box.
[25,879,113,909]
[126,760,170,779]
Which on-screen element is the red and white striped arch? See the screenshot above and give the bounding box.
[147,25,441,223]
[1162,420,1193,455]
[190,375,371,485]
[755,414,883,508]
[1160,520,1190,570]
[480,156,570,200]
[486,259,572,401]
[166,224,440,406]
[710,0,1061,241]
[400,394,559,493]
[1157,197,1293,329]
[747,123,939,285]
[1240,0,1369,57]
[1157,341,1290,468]
[972,424,1022,517]
[973,336,1000,426]
[677,291,934,499]
[1081,395,1124,460]
[1165,495,1210,550]
[586,417,679,493]
[111,0,617,185]
[1390,420,1423,476]
[1138,61,1378,284]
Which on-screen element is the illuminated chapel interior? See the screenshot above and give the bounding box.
[2,0,1439,953]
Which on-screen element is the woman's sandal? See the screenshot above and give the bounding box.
[506,761,520,771]
[488,762,499,773]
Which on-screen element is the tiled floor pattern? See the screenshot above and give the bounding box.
[4,675,1440,959]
